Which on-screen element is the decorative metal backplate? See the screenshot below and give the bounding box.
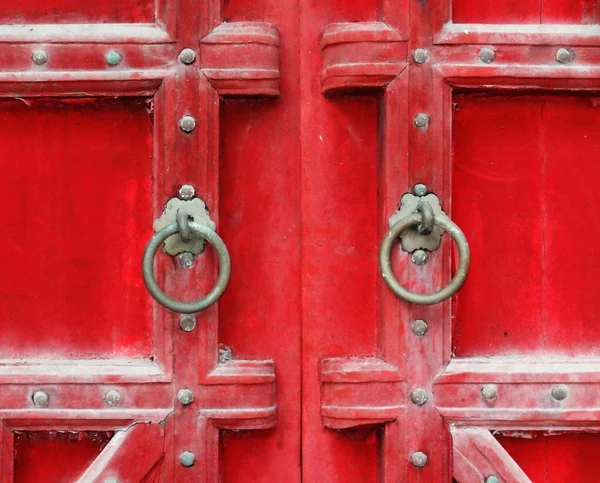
[389,193,446,253]
[153,197,216,256]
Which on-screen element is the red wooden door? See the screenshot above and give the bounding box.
[302,1,600,482]
[0,0,300,481]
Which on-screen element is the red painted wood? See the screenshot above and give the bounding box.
[14,431,112,482]
[0,0,154,24]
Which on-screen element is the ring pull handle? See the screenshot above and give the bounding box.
[142,189,231,314]
[379,191,470,306]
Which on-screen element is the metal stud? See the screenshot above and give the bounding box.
[413,183,428,196]
[414,113,430,129]
[104,390,122,406]
[411,319,429,336]
[178,184,196,200]
[180,315,197,332]
[411,451,428,468]
[411,388,429,406]
[177,388,195,406]
[179,115,196,133]
[105,478,119,483]
[179,48,197,65]
[413,48,430,64]
[32,390,49,406]
[486,476,500,483]
[479,47,496,64]
[180,451,196,467]
[32,49,48,65]
[481,384,498,400]
[556,48,573,64]
[105,51,123,66]
[412,249,429,266]
[551,384,568,401]
[179,252,195,268]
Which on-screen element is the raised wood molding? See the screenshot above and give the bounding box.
[201,22,280,97]
[320,22,406,95]
[452,428,532,483]
[321,357,404,429]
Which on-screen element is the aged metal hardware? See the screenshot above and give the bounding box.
[479,47,496,64]
[177,388,194,406]
[179,115,196,133]
[412,48,429,64]
[180,451,196,467]
[414,113,430,129]
[179,48,197,65]
[411,319,428,336]
[410,388,428,406]
[481,385,498,400]
[104,390,122,406]
[32,49,48,65]
[551,384,568,401]
[410,451,428,468]
[556,48,573,64]
[379,190,470,305]
[411,249,428,266]
[105,51,123,66]
[180,315,197,332]
[32,390,49,406]
[142,188,231,313]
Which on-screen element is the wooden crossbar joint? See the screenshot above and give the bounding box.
[320,22,406,95]
[200,22,281,97]
[321,357,404,429]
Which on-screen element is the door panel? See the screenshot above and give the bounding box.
[0,98,154,359]
[453,93,600,357]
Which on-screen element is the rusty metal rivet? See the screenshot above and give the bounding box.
[105,51,123,66]
[179,48,197,65]
[180,451,196,467]
[479,47,496,64]
[178,184,196,200]
[414,113,430,129]
[177,388,194,406]
[411,388,429,406]
[180,315,197,332]
[551,384,568,401]
[481,384,498,400]
[413,48,430,64]
[411,319,428,336]
[32,390,49,406]
[413,183,428,196]
[412,249,429,266]
[411,451,428,468]
[104,390,122,406]
[486,476,500,483]
[556,48,573,64]
[179,115,196,133]
[32,49,48,65]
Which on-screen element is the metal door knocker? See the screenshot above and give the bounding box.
[379,186,470,305]
[142,185,231,313]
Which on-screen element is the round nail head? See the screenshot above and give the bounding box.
[412,249,429,266]
[179,48,197,65]
[479,47,496,64]
[411,388,429,406]
[105,51,123,66]
[180,315,197,332]
[104,390,122,406]
[413,48,430,64]
[180,451,196,467]
[32,390,49,406]
[411,451,428,468]
[178,388,195,406]
[414,183,428,196]
[481,384,498,400]
[551,384,568,401]
[414,113,430,129]
[411,319,429,336]
[556,48,573,64]
[179,115,196,133]
[32,49,48,65]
